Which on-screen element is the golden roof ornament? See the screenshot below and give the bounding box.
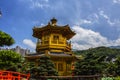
[51,17,57,26]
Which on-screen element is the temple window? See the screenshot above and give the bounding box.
[54,63,57,69]
[44,35,49,40]
[53,35,59,40]
[66,63,71,71]
[58,63,63,71]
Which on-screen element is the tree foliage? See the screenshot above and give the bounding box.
[0,50,22,71]
[73,46,120,76]
[114,56,120,76]
[30,56,58,78]
[73,52,106,75]
[0,30,15,47]
[0,30,23,72]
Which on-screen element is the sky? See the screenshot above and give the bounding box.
[0,0,120,51]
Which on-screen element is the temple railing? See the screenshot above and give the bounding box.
[37,40,71,46]
[0,70,30,80]
[36,40,71,51]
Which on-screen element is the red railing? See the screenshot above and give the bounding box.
[0,70,30,80]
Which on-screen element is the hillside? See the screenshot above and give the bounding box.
[74,46,120,58]
[109,46,120,49]
[73,46,120,76]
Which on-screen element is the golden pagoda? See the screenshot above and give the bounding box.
[25,18,76,76]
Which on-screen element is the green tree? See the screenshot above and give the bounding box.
[21,61,36,74]
[0,30,23,73]
[73,52,107,75]
[106,62,116,76]
[114,56,120,76]
[0,50,22,71]
[73,46,120,76]
[0,30,15,47]
[30,56,58,78]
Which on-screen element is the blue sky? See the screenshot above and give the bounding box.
[0,0,120,51]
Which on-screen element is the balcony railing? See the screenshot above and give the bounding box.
[37,40,71,51]
[51,40,57,44]
[37,40,71,45]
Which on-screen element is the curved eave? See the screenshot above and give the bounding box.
[66,33,76,40]
[32,25,76,39]
[62,25,76,40]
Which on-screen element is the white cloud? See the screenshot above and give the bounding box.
[71,26,120,50]
[30,1,50,9]
[99,10,118,26]
[113,38,120,46]
[40,23,45,26]
[23,39,36,49]
[80,19,92,24]
[75,13,100,26]
[87,13,100,24]
[71,26,109,50]
[74,9,120,27]
[32,20,40,25]
[99,10,109,19]
[19,0,50,9]
[93,13,99,20]
[44,0,49,3]
[113,0,120,4]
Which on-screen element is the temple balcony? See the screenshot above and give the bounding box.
[36,40,71,52]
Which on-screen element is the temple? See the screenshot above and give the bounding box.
[25,18,76,76]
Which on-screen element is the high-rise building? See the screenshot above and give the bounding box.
[0,46,30,57]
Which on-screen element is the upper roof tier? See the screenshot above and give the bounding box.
[33,18,76,40]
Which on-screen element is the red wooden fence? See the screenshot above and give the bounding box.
[0,70,30,80]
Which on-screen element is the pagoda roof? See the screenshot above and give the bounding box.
[32,18,76,40]
[25,52,76,59]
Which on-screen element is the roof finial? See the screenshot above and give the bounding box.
[51,17,57,26]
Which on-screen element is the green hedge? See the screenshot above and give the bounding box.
[114,76,120,80]
[101,76,120,80]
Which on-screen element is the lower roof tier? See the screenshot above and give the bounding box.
[25,51,77,60]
